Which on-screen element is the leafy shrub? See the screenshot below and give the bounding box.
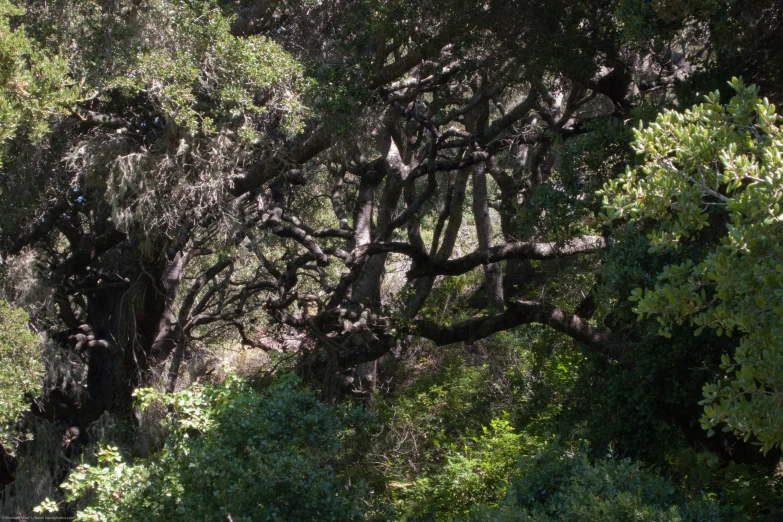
[373,339,547,520]
[405,417,532,520]
[0,299,42,449]
[468,445,721,522]
[0,0,76,165]
[602,79,783,452]
[37,374,388,521]
[666,447,783,522]
[565,329,727,465]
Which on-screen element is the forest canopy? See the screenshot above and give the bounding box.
[1,0,782,520]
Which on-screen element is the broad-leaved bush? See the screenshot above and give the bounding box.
[468,445,720,522]
[602,78,783,453]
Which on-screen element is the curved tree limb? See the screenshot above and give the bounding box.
[408,236,607,278]
[415,300,612,353]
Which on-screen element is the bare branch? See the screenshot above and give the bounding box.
[408,236,607,278]
[415,300,612,352]
[73,108,130,129]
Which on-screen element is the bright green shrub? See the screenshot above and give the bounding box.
[0,299,42,447]
[403,417,531,520]
[38,374,387,521]
[372,345,535,520]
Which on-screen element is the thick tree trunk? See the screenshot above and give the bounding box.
[487,149,546,297]
[150,249,191,363]
[350,166,383,307]
[467,100,504,310]
[82,246,166,423]
[352,169,403,307]
[165,339,186,393]
[353,121,409,309]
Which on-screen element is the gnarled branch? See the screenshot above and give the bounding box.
[415,300,612,353]
[408,236,607,278]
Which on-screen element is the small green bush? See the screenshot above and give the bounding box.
[38,374,388,521]
[401,417,532,520]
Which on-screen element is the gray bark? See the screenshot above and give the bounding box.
[472,161,505,310]
[467,100,504,310]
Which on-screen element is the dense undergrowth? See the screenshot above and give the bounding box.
[23,327,783,521]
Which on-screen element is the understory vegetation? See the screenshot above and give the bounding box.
[2,0,783,520]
